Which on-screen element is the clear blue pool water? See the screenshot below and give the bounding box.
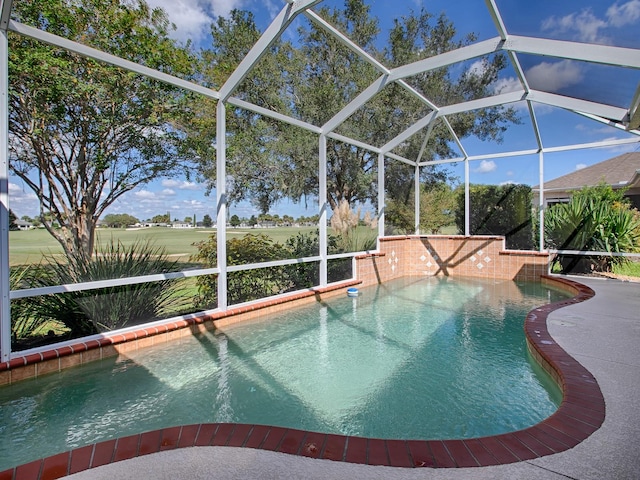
[0,276,567,470]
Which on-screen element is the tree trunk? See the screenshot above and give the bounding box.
[48,214,97,266]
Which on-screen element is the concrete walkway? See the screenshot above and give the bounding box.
[67,276,640,480]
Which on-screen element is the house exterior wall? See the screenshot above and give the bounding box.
[534,186,640,208]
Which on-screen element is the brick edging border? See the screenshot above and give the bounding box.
[0,276,604,479]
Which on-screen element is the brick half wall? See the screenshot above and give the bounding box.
[356,235,549,287]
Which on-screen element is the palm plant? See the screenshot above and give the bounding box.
[545,184,640,273]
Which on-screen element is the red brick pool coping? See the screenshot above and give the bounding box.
[0,275,604,479]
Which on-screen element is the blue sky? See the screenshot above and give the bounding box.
[8,0,640,221]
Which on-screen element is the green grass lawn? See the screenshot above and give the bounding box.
[8,226,319,266]
[612,260,640,277]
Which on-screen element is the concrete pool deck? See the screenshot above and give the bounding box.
[5,275,640,479]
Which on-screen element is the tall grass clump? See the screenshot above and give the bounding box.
[9,266,59,347]
[11,239,190,347]
[330,200,377,252]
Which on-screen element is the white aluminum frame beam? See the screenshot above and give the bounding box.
[382,91,524,153]
[438,90,526,117]
[389,37,504,82]
[304,10,390,74]
[628,84,640,130]
[322,74,391,134]
[320,36,503,143]
[505,35,640,69]
[527,90,629,122]
[0,2,11,362]
[0,0,11,30]
[216,102,228,311]
[385,152,417,167]
[485,0,508,40]
[319,135,328,286]
[228,97,322,134]
[9,20,218,100]
[527,101,544,151]
[218,0,322,101]
[325,132,381,154]
[414,163,420,234]
[381,111,438,153]
[377,152,385,240]
[306,9,441,133]
[538,150,545,252]
[418,137,639,168]
[542,136,640,153]
[11,18,333,138]
[576,111,640,136]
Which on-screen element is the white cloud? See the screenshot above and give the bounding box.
[161,179,181,188]
[134,190,157,200]
[146,0,284,46]
[468,60,486,77]
[210,0,248,18]
[146,0,213,45]
[182,199,205,208]
[180,181,202,191]
[493,76,522,94]
[525,60,583,92]
[541,1,640,44]
[607,0,640,26]
[162,189,176,196]
[575,163,587,170]
[474,160,497,174]
[541,9,608,43]
[161,179,202,191]
[8,182,39,217]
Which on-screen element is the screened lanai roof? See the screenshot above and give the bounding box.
[2,0,638,168]
[251,0,640,161]
[200,0,640,163]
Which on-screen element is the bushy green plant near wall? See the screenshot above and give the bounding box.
[386,182,457,234]
[11,239,190,347]
[455,184,534,250]
[192,233,294,307]
[192,230,355,307]
[545,184,640,273]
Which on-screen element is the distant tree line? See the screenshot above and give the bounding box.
[94,212,320,228]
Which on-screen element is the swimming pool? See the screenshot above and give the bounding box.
[0,276,568,470]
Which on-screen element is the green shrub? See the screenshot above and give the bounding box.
[192,233,296,307]
[455,184,534,250]
[192,230,356,308]
[544,184,640,272]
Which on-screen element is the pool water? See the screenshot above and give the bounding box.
[0,276,567,470]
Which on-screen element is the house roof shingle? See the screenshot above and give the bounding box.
[541,152,640,191]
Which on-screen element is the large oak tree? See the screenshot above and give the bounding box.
[192,0,518,214]
[9,0,194,264]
